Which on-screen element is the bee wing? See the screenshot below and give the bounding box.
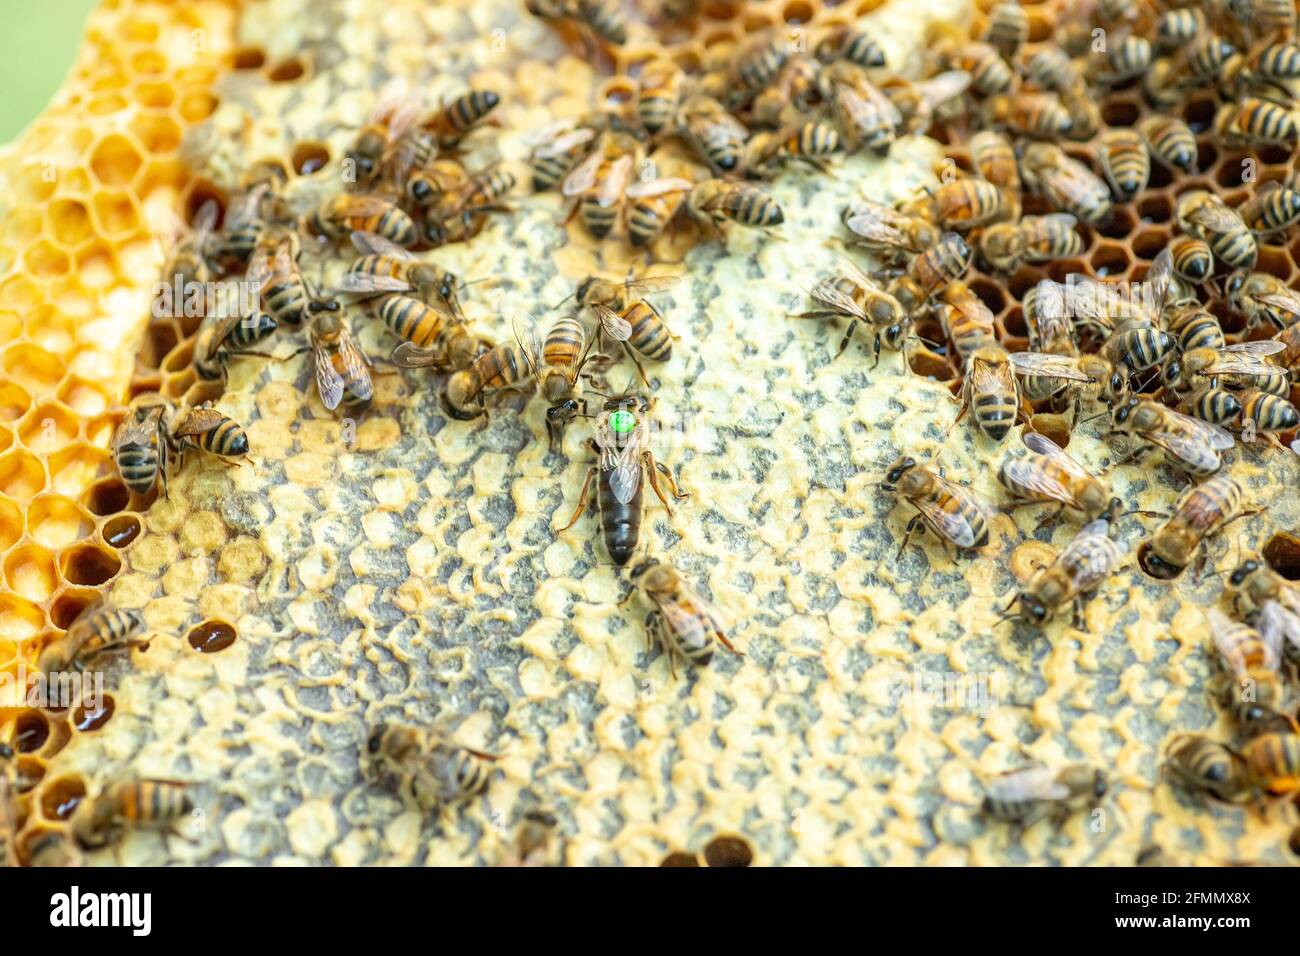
[1028,278,1071,339]
[245,246,274,292]
[969,353,1016,400]
[609,440,643,505]
[1148,413,1232,470]
[191,199,220,237]
[835,84,898,132]
[336,272,411,294]
[625,177,694,198]
[691,110,748,150]
[349,230,417,260]
[1259,600,1300,654]
[390,341,446,369]
[622,275,680,297]
[1204,358,1278,375]
[831,251,883,293]
[1062,276,1115,331]
[808,279,868,321]
[338,195,401,216]
[1220,340,1286,357]
[1060,529,1124,589]
[562,149,604,197]
[1254,289,1300,315]
[593,303,633,341]
[314,347,346,410]
[198,312,242,358]
[223,185,265,229]
[511,314,545,382]
[1187,202,1246,233]
[843,206,912,247]
[984,766,1071,802]
[1038,163,1109,211]
[917,70,972,110]
[522,118,577,148]
[914,474,985,548]
[536,127,597,158]
[170,406,226,438]
[1022,431,1092,478]
[114,406,165,449]
[1008,351,1091,382]
[1001,456,1077,506]
[597,154,634,207]
[1209,607,1274,674]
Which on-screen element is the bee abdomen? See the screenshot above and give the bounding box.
[380,294,444,348]
[625,302,672,361]
[580,197,619,237]
[444,90,501,135]
[1241,389,1300,432]
[543,317,585,366]
[598,473,642,566]
[197,417,249,458]
[117,444,160,494]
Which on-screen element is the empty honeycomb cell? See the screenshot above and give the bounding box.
[1089,243,1131,278]
[4,545,59,604]
[909,349,955,381]
[0,496,22,553]
[13,162,58,204]
[18,403,80,454]
[1046,258,1086,282]
[1025,9,1051,41]
[182,178,227,225]
[120,16,160,43]
[1265,532,1300,580]
[102,514,141,549]
[1196,143,1217,175]
[783,0,815,22]
[13,711,49,754]
[599,77,636,106]
[660,851,701,866]
[22,240,71,279]
[1258,246,1290,280]
[47,198,94,247]
[1030,414,1071,448]
[73,695,114,733]
[88,133,144,188]
[1101,101,1138,127]
[703,834,753,867]
[134,80,175,108]
[14,757,44,794]
[0,449,47,501]
[1136,196,1171,224]
[38,776,86,822]
[291,141,330,176]
[46,446,111,498]
[130,114,181,155]
[60,543,121,588]
[233,46,266,70]
[50,589,96,631]
[55,377,111,419]
[142,321,180,369]
[0,382,31,423]
[87,93,130,116]
[1001,307,1027,338]
[1131,229,1167,261]
[26,495,94,550]
[267,58,307,83]
[1216,157,1250,190]
[969,277,1005,314]
[73,244,118,287]
[854,0,884,12]
[131,49,167,74]
[188,619,237,653]
[162,338,194,373]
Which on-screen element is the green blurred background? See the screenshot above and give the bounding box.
[0,0,99,142]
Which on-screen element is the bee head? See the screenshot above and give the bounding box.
[1223,269,1247,299]
[1112,397,1140,427]
[882,456,916,488]
[0,742,12,760]
[1229,559,1260,586]
[575,276,597,305]
[366,726,386,755]
[1019,596,1049,623]
[1137,541,1184,580]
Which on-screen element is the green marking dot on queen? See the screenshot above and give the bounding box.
[609,410,637,435]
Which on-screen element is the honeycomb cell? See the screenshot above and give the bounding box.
[88,93,130,116]
[0,449,47,501]
[18,403,80,454]
[47,446,112,497]
[88,133,144,187]
[188,619,237,653]
[0,594,46,645]
[0,381,32,423]
[1089,243,1131,278]
[73,695,114,733]
[233,47,266,70]
[120,17,160,43]
[102,514,141,548]
[0,496,22,552]
[130,114,181,155]
[60,543,121,588]
[131,49,167,74]
[50,589,98,631]
[1131,229,1167,261]
[134,80,175,108]
[703,834,753,867]
[268,58,307,82]
[21,241,70,279]
[14,757,44,794]
[39,777,86,822]
[969,277,1005,314]
[660,851,701,866]
[783,0,815,22]
[47,198,94,247]
[27,495,94,550]
[1096,208,1134,241]
[1258,246,1290,280]
[55,376,111,418]
[4,545,58,604]
[1264,532,1300,579]
[291,141,330,175]
[13,711,49,753]
[1136,196,1171,224]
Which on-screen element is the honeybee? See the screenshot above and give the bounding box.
[841,197,937,262]
[955,344,1026,442]
[500,809,562,867]
[245,228,317,329]
[1023,278,1075,356]
[308,310,373,412]
[562,131,639,238]
[556,393,688,566]
[889,232,972,316]
[741,121,844,177]
[1180,385,1244,426]
[934,280,996,369]
[1139,115,1199,173]
[1166,235,1214,284]
[878,455,992,558]
[983,2,1028,59]
[1137,473,1248,579]
[1005,349,1098,417]
[37,605,149,676]
[363,722,498,810]
[71,778,195,849]
[685,179,784,237]
[939,39,1014,96]
[751,53,821,128]
[1173,33,1238,85]
[1220,41,1300,101]
[1176,190,1257,270]
[1018,143,1113,226]
[1226,269,1300,329]
[415,340,533,419]
[309,194,417,246]
[161,199,219,288]
[1165,340,1288,398]
[676,95,748,173]
[1163,735,1251,804]
[114,394,173,497]
[1214,98,1300,147]
[212,176,283,269]
[882,70,972,136]
[970,130,1020,194]
[637,58,684,136]
[982,92,1074,140]
[1001,498,1127,627]
[625,558,737,677]
[430,166,517,244]
[1155,7,1208,48]
[1099,34,1153,85]
[815,23,887,68]
[981,765,1108,834]
[1227,558,1300,655]
[191,309,279,382]
[1239,182,1300,236]
[910,178,1004,232]
[527,0,627,45]
[729,38,789,107]
[793,256,909,365]
[1208,606,1288,734]
[514,314,599,446]
[572,272,677,384]
[624,174,692,248]
[977,214,1082,272]
[1098,128,1150,200]
[1110,398,1236,477]
[817,61,901,155]
[1238,389,1300,439]
[526,117,602,192]
[169,402,251,464]
[1241,732,1300,797]
[345,87,425,189]
[998,432,1112,522]
[425,89,502,149]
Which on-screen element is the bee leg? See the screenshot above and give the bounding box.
[834,321,859,360]
[644,454,686,516]
[1071,597,1087,632]
[897,512,925,559]
[648,454,688,501]
[621,343,651,388]
[555,467,598,534]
